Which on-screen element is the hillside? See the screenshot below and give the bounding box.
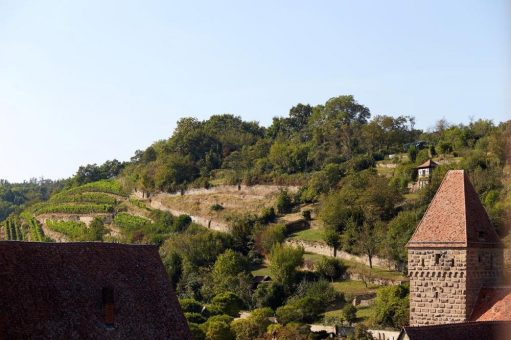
[1,95,510,335]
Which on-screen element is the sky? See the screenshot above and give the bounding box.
[0,0,509,182]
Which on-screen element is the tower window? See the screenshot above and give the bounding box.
[450,259,455,267]
[421,258,425,267]
[478,231,486,241]
[102,287,114,327]
[434,254,441,265]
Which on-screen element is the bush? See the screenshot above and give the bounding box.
[202,320,234,340]
[259,224,286,254]
[179,298,202,313]
[316,257,346,281]
[201,315,235,340]
[259,207,276,224]
[268,244,304,292]
[407,145,417,163]
[276,190,293,214]
[210,203,224,211]
[252,282,286,310]
[173,214,192,232]
[211,292,245,317]
[302,210,311,221]
[342,304,357,326]
[188,323,205,340]
[372,285,409,328]
[184,312,206,324]
[231,308,273,340]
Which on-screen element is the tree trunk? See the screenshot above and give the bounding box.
[368,254,373,268]
[333,247,337,257]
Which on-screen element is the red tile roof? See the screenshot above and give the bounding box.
[471,287,511,322]
[416,159,438,169]
[400,321,511,340]
[406,170,501,248]
[0,241,191,339]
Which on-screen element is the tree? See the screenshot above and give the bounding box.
[231,308,273,340]
[276,189,293,214]
[252,282,286,310]
[407,145,417,163]
[324,229,341,257]
[88,217,106,241]
[203,320,234,340]
[351,220,383,269]
[316,257,346,282]
[438,142,452,155]
[268,244,304,292]
[342,304,357,326]
[372,285,409,328]
[211,292,245,317]
[348,324,374,340]
[258,224,286,254]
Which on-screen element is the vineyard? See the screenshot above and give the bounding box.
[49,192,118,205]
[33,203,114,215]
[113,213,151,230]
[64,180,128,196]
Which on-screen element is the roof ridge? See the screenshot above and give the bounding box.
[406,169,453,247]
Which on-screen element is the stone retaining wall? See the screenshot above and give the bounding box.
[286,239,398,270]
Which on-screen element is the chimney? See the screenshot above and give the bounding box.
[102,287,114,327]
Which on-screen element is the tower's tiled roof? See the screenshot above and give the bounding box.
[471,287,511,322]
[406,170,501,248]
[0,241,191,339]
[416,159,438,169]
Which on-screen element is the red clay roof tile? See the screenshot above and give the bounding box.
[471,287,511,322]
[0,241,191,339]
[406,170,501,248]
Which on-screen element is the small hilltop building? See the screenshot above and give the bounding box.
[416,159,438,189]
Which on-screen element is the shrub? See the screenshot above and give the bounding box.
[231,308,273,340]
[342,304,357,326]
[188,323,205,340]
[174,214,192,232]
[210,203,224,211]
[372,285,409,328]
[179,298,202,313]
[252,282,286,310]
[259,224,286,254]
[259,207,276,224]
[316,257,346,281]
[268,244,304,292]
[211,292,244,317]
[184,312,206,324]
[276,190,293,214]
[302,210,311,221]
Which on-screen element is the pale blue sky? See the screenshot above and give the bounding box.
[0,1,509,182]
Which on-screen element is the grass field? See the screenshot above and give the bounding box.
[331,280,378,296]
[289,227,324,242]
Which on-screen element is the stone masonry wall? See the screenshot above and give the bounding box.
[408,249,468,326]
[408,247,504,326]
[465,247,503,317]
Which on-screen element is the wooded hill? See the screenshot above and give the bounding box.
[1,94,509,337]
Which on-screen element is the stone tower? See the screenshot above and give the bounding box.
[406,170,503,326]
